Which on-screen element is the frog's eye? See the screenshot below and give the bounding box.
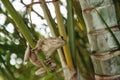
[59,36,64,39]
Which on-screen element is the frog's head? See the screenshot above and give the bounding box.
[44,36,66,49]
[42,36,66,56]
[49,36,66,48]
[57,36,66,46]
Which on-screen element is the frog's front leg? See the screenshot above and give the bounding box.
[29,52,46,75]
[29,52,43,67]
[24,44,42,67]
[24,45,31,62]
[32,39,44,53]
[24,45,46,76]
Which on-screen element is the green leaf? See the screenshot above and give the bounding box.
[67,0,75,64]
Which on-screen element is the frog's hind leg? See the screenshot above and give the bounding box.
[35,67,46,76]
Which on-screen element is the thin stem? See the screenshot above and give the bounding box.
[53,1,74,69]
[39,0,59,37]
[26,0,59,7]
[96,9,120,48]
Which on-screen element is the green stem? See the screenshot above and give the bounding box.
[53,1,74,69]
[0,56,16,80]
[1,0,35,47]
[67,0,76,65]
[39,0,59,37]
[1,0,51,76]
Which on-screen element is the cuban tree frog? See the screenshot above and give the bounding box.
[32,36,66,57]
[24,36,66,75]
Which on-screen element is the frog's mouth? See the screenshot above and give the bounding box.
[58,36,66,45]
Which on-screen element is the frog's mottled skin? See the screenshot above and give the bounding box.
[32,36,66,57]
[24,36,66,75]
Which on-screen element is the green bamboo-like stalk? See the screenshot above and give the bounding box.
[53,1,76,80]
[66,0,75,65]
[71,0,95,79]
[1,0,51,78]
[53,1,74,69]
[79,0,120,80]
[1,0,35,48]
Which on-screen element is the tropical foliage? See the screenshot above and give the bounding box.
[0,0,120,80]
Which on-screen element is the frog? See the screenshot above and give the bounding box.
[32,36,66,58]
[24,36,66,75]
